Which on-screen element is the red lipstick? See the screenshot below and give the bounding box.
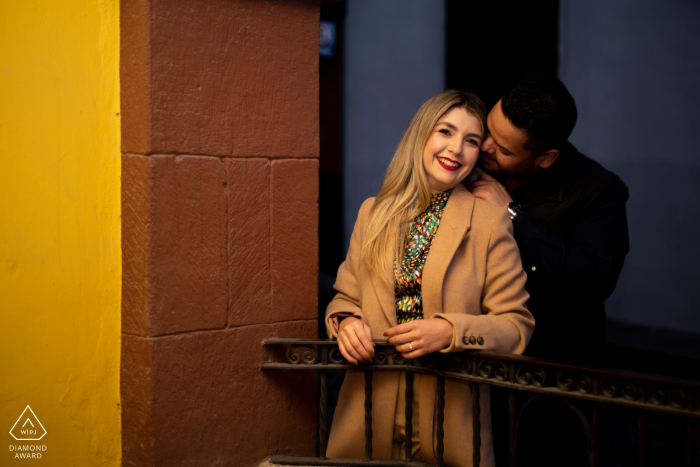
[436,156,461,172]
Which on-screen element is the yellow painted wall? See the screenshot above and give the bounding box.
[0,0,121,465]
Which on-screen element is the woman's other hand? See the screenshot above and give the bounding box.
[338,317,375,365]
[384,318,453,359]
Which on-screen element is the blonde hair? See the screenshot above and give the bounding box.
[361,89,487,280]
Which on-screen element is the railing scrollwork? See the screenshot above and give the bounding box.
[515,364,546,388]
[556,371,591,394]
[262,338,700,467]
[286,344,318,365]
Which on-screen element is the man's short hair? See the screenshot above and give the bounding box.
[501,74,578,155]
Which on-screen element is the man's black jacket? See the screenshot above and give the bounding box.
[509,142,629,360]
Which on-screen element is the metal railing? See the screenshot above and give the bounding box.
[262,338,700,467]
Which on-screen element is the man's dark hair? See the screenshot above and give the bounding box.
[501,74,578,155]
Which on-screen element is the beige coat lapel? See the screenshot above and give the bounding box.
[370,245,398,327]
[422,183,474,319]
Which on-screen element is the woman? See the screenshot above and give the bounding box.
[325,89,534,466]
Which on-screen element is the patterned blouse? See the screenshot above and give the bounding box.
[394,189,452,324]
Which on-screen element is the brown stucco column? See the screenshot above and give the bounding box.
[119,1,319,465]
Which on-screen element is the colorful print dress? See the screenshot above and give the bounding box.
[394,189,452,324]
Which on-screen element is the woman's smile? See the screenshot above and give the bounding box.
[436,156,461,171]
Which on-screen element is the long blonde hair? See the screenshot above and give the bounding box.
[361,89,487,280]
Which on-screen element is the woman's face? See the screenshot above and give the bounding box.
[422,107,483,193]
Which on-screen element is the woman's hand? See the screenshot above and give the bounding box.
[338,317,375,365]
[384,318,453,359]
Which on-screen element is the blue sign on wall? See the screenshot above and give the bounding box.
[320,21,336,58]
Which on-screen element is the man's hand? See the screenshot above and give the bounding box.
[338,317,375,365]
[472,166,513,208]
[383,318,453,359]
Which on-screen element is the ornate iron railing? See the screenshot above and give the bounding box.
[262,338,700,467]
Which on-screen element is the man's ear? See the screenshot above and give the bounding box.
[536,149,559,170]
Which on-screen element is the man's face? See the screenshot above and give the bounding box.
[479,100,539,179]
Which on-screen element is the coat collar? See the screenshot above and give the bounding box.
[370,183,475,325]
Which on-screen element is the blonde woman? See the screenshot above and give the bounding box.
[325,89,535,466]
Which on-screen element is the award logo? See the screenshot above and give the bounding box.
[9,406,46,441]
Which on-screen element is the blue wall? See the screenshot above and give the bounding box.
[560,0,700,333]
[342,0,446,250]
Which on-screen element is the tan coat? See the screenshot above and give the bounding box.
[325,183,535,467]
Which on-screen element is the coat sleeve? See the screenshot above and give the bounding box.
[325,198,373,339]
[434,210,535,355]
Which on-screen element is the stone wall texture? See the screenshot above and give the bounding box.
[120,1,320,465]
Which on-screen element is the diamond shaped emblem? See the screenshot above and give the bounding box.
[9,406,46,441]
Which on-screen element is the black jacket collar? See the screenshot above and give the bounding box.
[510,142,580,202]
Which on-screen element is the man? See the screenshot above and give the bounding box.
[472,74,629,361]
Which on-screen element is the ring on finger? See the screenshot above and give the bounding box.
[409,342,414,351]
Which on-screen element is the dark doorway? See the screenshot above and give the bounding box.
[446,0,560,109]
[318,0,346,323]
[317,0,347,456]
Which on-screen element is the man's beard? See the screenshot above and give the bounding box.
[477,158,537,181]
